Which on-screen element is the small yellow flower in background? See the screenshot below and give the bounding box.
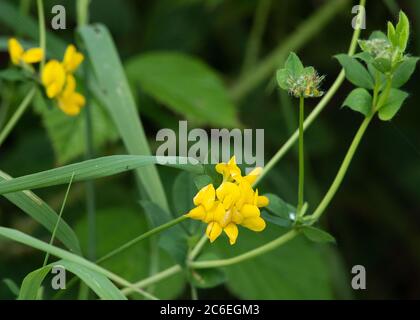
[57,75,86,116]
[62,45,84,73]
[40,44,85,116]
[42,60,66,98]
[186,156,269,245]
[8,38,43,66]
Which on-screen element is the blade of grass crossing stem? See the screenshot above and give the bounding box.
[0,155,204,195]
[78,24,169,211]
[18,260,128,300]
[0,227,157,299]
[0,170,81,254]
[42,173,75,267]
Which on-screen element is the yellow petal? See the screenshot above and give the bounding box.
[240,204,260,218]
[206,222,222,243]
[57,90,85,116]
[42,60,66,98]
[257,195,269,208]
[8,38,24,65]
[223,223,238,245]
[244,167,262,185]
[22,48,44,64]
[185,206,206,221]
[216,182,240,209]
[63,44,84,73]
[193,184,215,210]
[241,216,266,232]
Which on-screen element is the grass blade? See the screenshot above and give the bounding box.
[18,260,127,300]
[0,170,81,254]
[0,226,156,299]
[0,155,203,195]
[78,24,169,211]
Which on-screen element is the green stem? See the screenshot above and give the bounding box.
[255,0,366,186]
[310,114,373,221]
[188,235,208,261]
[43,173,75,267]
[76,0,90,26]
[36,0,46,70]
[97,215,188,264]
[190,230,298,269]
[0,86,36,148]
[231,0,349,101]
[241,0,272,74]
[297,96,305,214]
[376,76,393,111]
[121,265,182,296]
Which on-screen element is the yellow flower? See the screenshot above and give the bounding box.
[215,156,241,181]
[186,156,269,245]
[62,45,84,73]
[57,75,85,116]
[8,38,43,65]
[42,60,66,98]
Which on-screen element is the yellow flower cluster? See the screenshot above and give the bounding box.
[8,38,43,66]
[186,157,269,245]
[8,38,85,117]
[42,45,85,116]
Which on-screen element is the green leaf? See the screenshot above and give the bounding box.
[189,254,226,289]
[0,170,81,255]
[18,260,128,300]
[140,200,189,266]
[342,88,372,117]
[0,155,204,195]
[18,266,52,300]
[369,30,388,41]
[75,208,185,299]
[372,57,392,74]
[395,11,410,51]
[125,52,238,127]
[0,68,27,82]
[387,22,397,46]
[378,89,409,121]
[193,174,213,190]
[335,54,374,89]
[263,193,295,227]
[172,171,201,234]
[285,52,304,78]
[392,57,419,88]
[301,226,336,243]
[33,91,119,164]
[78,24,169,211]
[0,227,132,297]
[214,225,333,299]
[276,68,290,90]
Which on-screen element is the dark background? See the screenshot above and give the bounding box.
[0,0,419,299]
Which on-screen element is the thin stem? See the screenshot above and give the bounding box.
[121,265,182,296]
[231,0,349,101]
[241,0,272,74]
[297,96,305,214]
[43,173,75,267]
[76,0,90,26]
[190,284,198,300]
[0,86,36,148]
[190,230,298,269]
[97,215,188,264]
[376,76,393,111]
[310,114,373,221]
[188,235,208,261]
[255,0,367,186]
[36,0,46,70]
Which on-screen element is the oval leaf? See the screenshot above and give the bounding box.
[126,52,238,127]
[342,88,372,117]
[335,54,374,89]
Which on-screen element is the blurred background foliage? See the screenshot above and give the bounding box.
[0,0,419,299]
